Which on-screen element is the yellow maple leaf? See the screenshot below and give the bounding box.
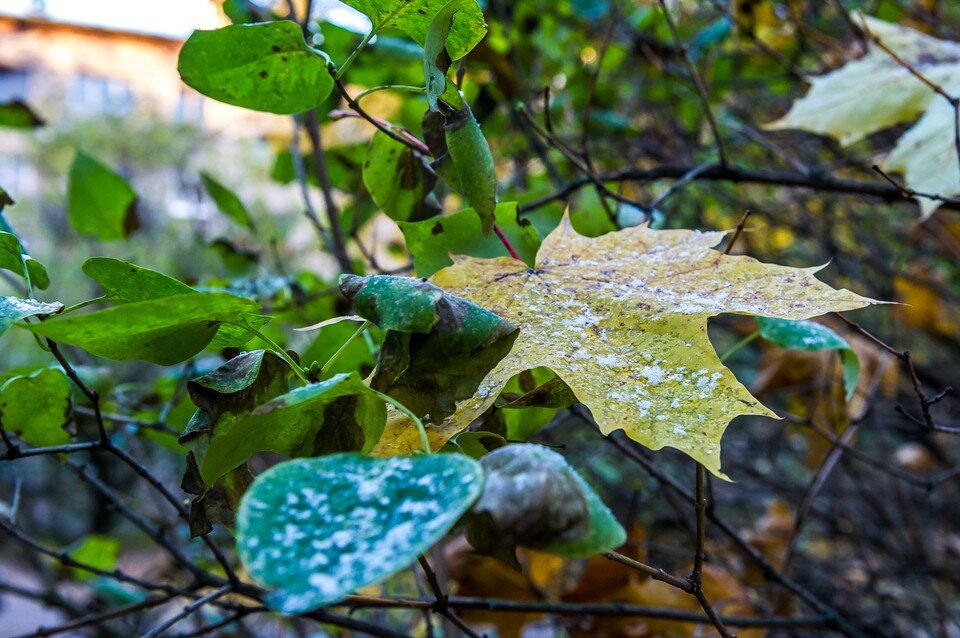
[373,216,874,477]
[767,14,960,218]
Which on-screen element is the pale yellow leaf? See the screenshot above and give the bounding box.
[767,14,960,217]
[373,216,875,478]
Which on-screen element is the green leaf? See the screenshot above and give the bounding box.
[444,105,497,234]
[68,534,120,580]
[83,257,195,303]
[22,293,259,365]
[400,202,541,277]
[67,151,138,241]
[0,297,63,336]
[0,368,72,448]
[423,0,472,111]
[339,274,444,333]
[497,368,575,441]
[341,0,486,61]
[757,317,861,400]
[464,444,625,563]
[178,21,334,115]
[340,274,519,421]
[200,172,256,230]
[0,100,44,129]
[0,232,50,290]
[82,257,265,349]
[362,131,440,223]
[197,372,387,485]
[237,453,483,613]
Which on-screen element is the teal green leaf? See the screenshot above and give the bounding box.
[464,444,625,562]
[0,368,72,448]
[0,232,49,290]
[0,100,44,129]
[178,21,334,115]
[237,453,483,613]
[757,317,861,400]
[362,131,440,223]
[340,274,519,421]
[197,372,387,485]
[21,293,259,365]
[339,274,444,333]
[67,151,138,241]
[0,297,63,336]
[341,0,486,61]
[400,202,541,277]
[200,172,256,230]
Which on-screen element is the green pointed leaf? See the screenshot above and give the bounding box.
[198,372,387,485]
[497,368,575,441]
[341,0,486,61]
[82,257,265,349]
[400,202,541,277]
[464,444,625,560]
[200,172,256,230]
[83,257,195,303]
[237,453,483,613]
[362,131,440,223]
[67,151,138,241]
[178,21,334,115]
[444,105,497,234]
[0,232,49,290]
[21,293,259,365]
[0,297,63,336]
[0,100,44,129]
[757,317,861,400]
[0,368,72,448]
[340,274,519,421]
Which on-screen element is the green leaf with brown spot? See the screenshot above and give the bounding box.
[178,21,334,115]
[67,151,138,241]
[0,367,72,448]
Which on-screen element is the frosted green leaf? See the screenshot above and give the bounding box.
[463,444,625,562]
[757,317,860,400]
[0,297,62,336]
[237,453,483,613]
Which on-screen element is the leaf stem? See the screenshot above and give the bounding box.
[335,29,377,80]
[320,320,371,378]
[238,323,310,384]
[493,223,522,261]
[354,85,426,102]
[371,389,431,455]
[718,330,760,363]
[61,295,107,315]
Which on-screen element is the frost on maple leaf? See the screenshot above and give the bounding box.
[373,216,875,478]
[767,14,960,218]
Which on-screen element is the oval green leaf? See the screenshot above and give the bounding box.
[67,151,138,241]
[0,367,72,448]
[178,21,334,115]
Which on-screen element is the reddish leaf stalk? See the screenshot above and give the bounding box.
[493,223,521,261]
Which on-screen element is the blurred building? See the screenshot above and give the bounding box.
[0,10,287,136]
